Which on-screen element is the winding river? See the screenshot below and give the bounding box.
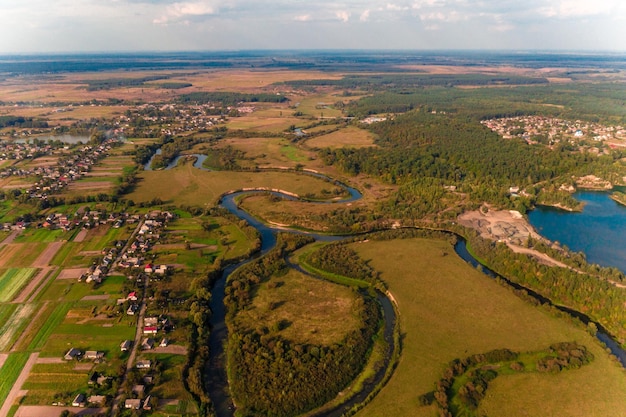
[150,153,626,416]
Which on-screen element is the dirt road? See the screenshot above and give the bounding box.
[0,352,38,417]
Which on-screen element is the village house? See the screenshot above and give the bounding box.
[88,395,106,406]
[72,393,86,407]
[125,399,142,409]
[85,350,105,361]
[141,338,155,350]
[120,340,133,352]
[64,348,82,361]
[136,360,152,369]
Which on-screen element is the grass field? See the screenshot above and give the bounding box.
[234,268,361,346]
[238,194,358,232]
[27,303,72,351]
[143,353,192,400]
[129,162,349,206]
[14,229,67,243]
[305,126,378,149]
[292,94,344,118]
[0,304,36,351]
[352,238,626,417]
[0,268,38,302]
[0,353,30,409]
[0,304,18,330]
[0,243,48,268]
[210,136,316,169]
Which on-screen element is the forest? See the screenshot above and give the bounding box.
[318,109,626,217]
[339,82,626,121]
[224,234,382,416]
[178,92,289,106]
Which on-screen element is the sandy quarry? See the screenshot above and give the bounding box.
[457,207,570,269]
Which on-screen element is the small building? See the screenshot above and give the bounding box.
[85,350,104,360]
[127,304,139,315]
[132,384,145,396]
[120,340,132,352]
[143,395,152,410]
[143,326,157,335]
[88,395,106,406]
[159,338,169,347]
[125,398,142,409]
[141,338,155,350]
[72,393,86,407]
[136,360,152,369]
[64,348,82,361]
[88,372,99,385]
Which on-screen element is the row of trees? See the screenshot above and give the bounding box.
[422,343,592,416]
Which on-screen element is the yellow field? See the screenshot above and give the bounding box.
[353,238,626,417]
[305,126,378,149]
[210,136,316,168]
[226,114,302,133]
[128,161,351,206]
[293,94,344,118]
[234,268,360,346]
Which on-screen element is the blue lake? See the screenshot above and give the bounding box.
[528,191,626,272]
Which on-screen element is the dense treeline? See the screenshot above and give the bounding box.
[465,230,626,344]
[343,83,626,122]
[422,343,592,416]
[203,146,247,170]
[83,75,169,91]
[149,136,205,169]
[320,110,626,214]
[178,92,288,105]
[306,243,379,283]
[225,234,381,416]
[0,115,49,128]
[280,73,548,91]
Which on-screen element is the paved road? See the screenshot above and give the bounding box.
[0,352,39,417]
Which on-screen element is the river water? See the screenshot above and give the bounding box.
[149,157,626,412]
[528,191,626,272]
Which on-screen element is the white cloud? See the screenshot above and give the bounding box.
[294,14,311,22]
[154,1,218,24]
[386,3,409,11]
[360,9,370,22]
[419,10,464,23]
[336,10,350,22]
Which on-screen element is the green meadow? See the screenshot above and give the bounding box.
[353,238,626,417]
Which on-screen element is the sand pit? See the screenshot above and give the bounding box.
[458,208,574,269]
[458,208,541,245]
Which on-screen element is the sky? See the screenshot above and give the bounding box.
[1,0,625,53]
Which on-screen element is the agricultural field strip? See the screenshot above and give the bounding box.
[13,268,55,304]
[27,303,71,351]
[0,352,37,417]
[0,268,38,303]
[0,304,36,351]
[10,302,50,352]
